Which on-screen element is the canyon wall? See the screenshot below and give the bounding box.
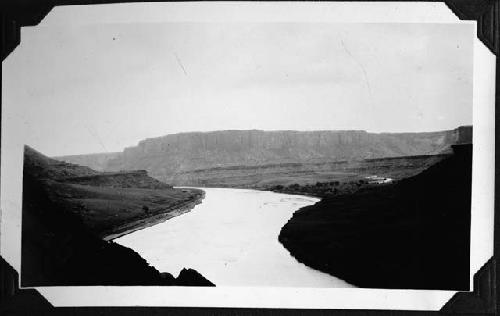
[57,127,471,184]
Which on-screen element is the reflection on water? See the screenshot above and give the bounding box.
[115,188,352,287]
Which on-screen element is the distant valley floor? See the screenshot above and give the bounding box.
[158,153,450,193]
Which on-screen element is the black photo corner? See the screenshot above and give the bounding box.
[1,0,499,315]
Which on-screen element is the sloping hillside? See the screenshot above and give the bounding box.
[60,170,172,190]
[24,146,201,237]
[278,144,472,290]
[24,146,99,179]
[21,146,213,286]
[56,128,469,185]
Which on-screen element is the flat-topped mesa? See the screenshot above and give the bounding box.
[107,129,460,173]
[56,127,470,183]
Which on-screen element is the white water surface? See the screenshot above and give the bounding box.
[115,188,352,287]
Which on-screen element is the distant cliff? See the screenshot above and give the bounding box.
[57,127,471,185]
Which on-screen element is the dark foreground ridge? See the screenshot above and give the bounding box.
[278,144,472,290]
[21,146,214,287]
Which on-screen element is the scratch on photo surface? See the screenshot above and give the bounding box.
[84,124,108,152]
[173,52,188,76]
[340,39,374,106]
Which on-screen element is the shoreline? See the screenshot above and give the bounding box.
[102,189,206,241]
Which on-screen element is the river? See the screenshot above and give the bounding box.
[115,188,352,287]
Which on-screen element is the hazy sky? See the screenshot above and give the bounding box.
[3,21,473,156]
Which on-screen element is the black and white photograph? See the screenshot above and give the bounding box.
[1,1,496,311]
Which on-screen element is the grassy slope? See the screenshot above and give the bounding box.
[46,180,203,238]
[21,146,213,286]
[278,145,471,290]
[24,146,203,238]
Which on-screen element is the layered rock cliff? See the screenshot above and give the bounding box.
[57,128,470,185]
